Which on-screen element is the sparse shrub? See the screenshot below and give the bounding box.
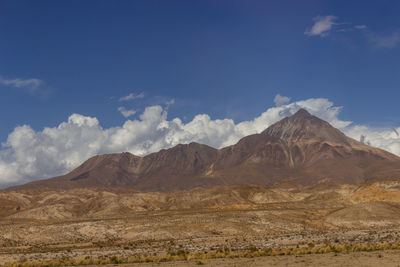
[248,246,258,252]
[5,241,400,267]
[176,249,186,256]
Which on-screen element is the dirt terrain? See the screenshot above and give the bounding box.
[109,251,400,267]
[2,180,400,266]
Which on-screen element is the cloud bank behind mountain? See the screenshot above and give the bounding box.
[0,96,399,187]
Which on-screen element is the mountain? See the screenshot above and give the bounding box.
[7,109,400,192]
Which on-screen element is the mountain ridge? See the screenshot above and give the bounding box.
[7,109,400,192]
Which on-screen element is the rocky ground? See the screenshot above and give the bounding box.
[93,251,400,267]
[2,180,400,265]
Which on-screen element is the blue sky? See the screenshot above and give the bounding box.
[1,1,400,186]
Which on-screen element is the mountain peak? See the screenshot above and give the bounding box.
[293,108,312,117]
[262,109,350,144]
[288,108,323,125]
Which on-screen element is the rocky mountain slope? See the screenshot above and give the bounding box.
[7,109,400,191]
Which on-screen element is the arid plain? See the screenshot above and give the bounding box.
[2,180,400,266]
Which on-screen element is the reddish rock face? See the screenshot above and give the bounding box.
[8,109,400,192]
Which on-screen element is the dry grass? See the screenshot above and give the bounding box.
[4,242,400,267]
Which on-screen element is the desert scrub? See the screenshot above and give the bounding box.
[4,242,400,267]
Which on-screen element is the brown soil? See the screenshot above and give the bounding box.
[2,179,400,266]
[101,251,400,267]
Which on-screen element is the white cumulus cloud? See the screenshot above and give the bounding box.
[0,97,399,187]
[274,94,291,107]
[305,16,367,37]
[305,15,338,37]
[119,92,145,101]
[0,76,44,93]
[118,107,137,118]
[344,125,400,156]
